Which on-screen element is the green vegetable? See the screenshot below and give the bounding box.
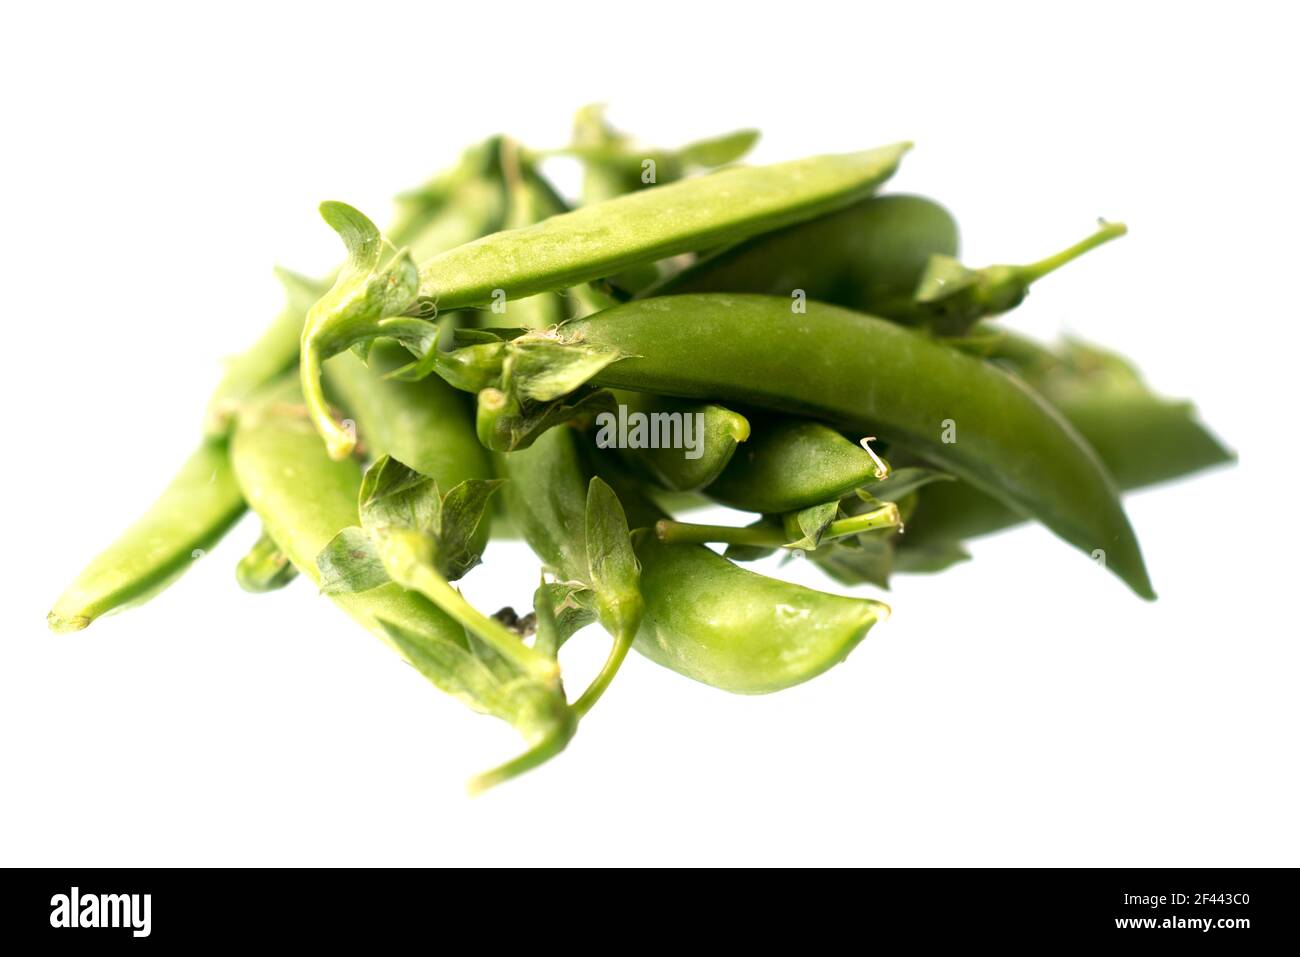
[705,417,887,513]
[300,143,911,458]
[230,380,572,790]
[604,391,750,492]
[901,331,1234,550]
[49,114,1233,788]
[48,442,245,632]
[551,294,1154,598]
[649,194,959,315]
[502,428,890,694]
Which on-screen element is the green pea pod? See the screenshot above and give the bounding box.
[47,442,246,632]
[301,143,911,457]
[705,417,885,512]
[603,391,750,492]
[901,331,1234,549]
[558,294,1154,599]
[651,199,1125,336]
[235,530,298,593]
[51,144,511,633]
[648,194,958,315]
[502,428,890,694]
[230,379,573,791]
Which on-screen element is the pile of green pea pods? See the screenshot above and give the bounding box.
[49,108,1232,789]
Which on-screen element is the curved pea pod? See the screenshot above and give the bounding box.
[649,194,958,316]
[47,442,246,632]
[299,144,911,457]
[230,380,573,790]
[603,391,750,492]
[705,417,885,512]
[562,294,1155,598]
[503,428,890,694]
[901,331,1234,549]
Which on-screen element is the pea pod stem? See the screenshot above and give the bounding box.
[1019,220,1127,284]
[571,629,636,719]
[468,718,577,795]
[656,504,900,549]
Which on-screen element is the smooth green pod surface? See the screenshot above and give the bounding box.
[705,416,883,512]
[649,194,958,316]
[48,442,246,632]
[902,331,1234,547]
[228,382,475,659]
[415,144,910,310]
[324,341,491,491]
[563,294,1154,598]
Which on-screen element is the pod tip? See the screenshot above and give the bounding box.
[47,610,90,634]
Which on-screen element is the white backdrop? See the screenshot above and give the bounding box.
[2,1,1295,866]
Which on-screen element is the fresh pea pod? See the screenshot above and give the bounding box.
[649,194,958,315]
[555,294,1154,598]
[230,379,573,790]
[300,143,911,457]
[704,417,886,512]
[323,343,490,481]
[502,427,890,694]
[651,200,1124,336]
[901,331,1233,549]
[603,391,750,492]
[47,442,246,632]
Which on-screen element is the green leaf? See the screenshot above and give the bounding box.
[584,477,643,641]
[892,538,972,574]
[783,501,841,550]
[476,386,616,452]
[505,335,626,402]
[317,527,389,595]
[359,456,441,534]
[378,618,518,718]
[320,200,386,272]
[810,537,895,589]
[437,479,506,579]
[914,254,979,304]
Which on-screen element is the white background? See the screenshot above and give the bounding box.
[2,1,1296,866]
